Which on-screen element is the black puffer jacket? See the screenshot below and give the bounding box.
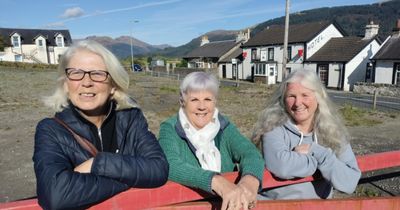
[33,106,169,210]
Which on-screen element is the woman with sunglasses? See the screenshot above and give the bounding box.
[33,40,168,210]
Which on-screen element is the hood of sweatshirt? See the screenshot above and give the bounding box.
[283,120,317,146]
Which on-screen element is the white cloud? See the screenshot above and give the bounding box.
[60,7,84,19]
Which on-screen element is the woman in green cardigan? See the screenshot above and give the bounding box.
[158,71,264,210]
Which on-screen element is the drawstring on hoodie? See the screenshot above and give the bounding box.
[297,130,318,146]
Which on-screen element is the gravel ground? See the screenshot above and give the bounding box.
[0,68,399,203]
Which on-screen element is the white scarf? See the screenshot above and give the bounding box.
[178,107,221,172]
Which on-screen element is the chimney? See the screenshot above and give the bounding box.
[236,28,251,43]
[200,35,209,46]
[390,19,400,38]
[364,20,379,40]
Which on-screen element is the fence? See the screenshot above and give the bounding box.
[328,90,400,112]
[143,71,400,112]
[1,150,400,210]
[144,70,181,81]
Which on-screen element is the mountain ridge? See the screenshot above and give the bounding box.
[80,0,400,59]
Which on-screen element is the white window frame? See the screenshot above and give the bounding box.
[254,63,266,76]
[38,39,44,47]
[56,36,64,47]
[14,54,22,62]
[395,64,400,86]
[12,35,21,48]
[268,48,274,61]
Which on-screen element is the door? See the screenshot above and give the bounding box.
[268,65,276,85]
[318,64,329,86]
[222,65,226,78]
[232,64,237,79]
[365,63,373,82]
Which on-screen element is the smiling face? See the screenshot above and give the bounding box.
[64,50,115,116]
[182,90,216,130]
[285,82,318,131]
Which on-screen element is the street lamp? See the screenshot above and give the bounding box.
[130,20,139,71]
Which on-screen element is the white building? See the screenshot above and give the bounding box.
[371,20,400,86]
[183,29,250,79]
[241,21,346,84]
[0,28,72,64]
[306,21,382,91]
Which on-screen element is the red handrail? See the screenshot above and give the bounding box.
[154,197,400,210]
[1,150,400,210]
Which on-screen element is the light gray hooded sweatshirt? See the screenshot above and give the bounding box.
[260,120,361,199]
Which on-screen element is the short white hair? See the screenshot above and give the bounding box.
[179,71,219,105]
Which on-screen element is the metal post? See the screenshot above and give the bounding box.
[130,20,139,71]
[236,64,239,87]
[282,0,290,79]
[373,89,378,110]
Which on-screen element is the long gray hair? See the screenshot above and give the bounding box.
[44,40,136,112]
[252,70,349,154]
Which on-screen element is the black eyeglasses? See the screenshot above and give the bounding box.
[65,68,110,82]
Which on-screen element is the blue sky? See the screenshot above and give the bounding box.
[0,0,383,46]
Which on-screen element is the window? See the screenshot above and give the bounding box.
[56,36,64,47]
[251,48,257,61]
[195,62,203,68]
[12,36,20,48]
[38,40,43,47]
[14,54,22,62]
[287,67,292,75]
[395,64,400,86]
[287,46,292,61]
[269,66,274,76]
[268,48,274,61]
[254,63,266,76]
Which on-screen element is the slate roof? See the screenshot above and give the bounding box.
[372,34,400,60]
[0,28,72,46]
[307,37,376,62]
[242,21,345,47]
[219,48,242,63]
[184,40,237,58]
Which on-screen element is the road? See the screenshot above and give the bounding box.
[220,80,400,112]
[328,91,400,112]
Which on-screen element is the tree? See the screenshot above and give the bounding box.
[177,59,188,68]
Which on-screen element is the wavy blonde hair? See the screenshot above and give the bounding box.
[251,70,349,154]
[44,40,136,112]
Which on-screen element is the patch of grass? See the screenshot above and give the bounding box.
[159,86,179,93]
[340,104,382,126]
[355,186,381,197]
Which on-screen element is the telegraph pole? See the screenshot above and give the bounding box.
[282,0,290,79]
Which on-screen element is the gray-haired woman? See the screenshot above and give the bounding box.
[252,70,361,199]
[33,40,168,209]
[159,72,264,210]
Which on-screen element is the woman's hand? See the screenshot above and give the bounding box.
[211,175,244,210]
[74,158,94,173]
[238,175,259,209]
[294,144,311,155]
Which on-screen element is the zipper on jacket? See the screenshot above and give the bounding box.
[98,128,104,151]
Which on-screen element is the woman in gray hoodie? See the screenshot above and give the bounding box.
[252,70,361,199]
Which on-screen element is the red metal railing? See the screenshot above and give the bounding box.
[1,150,400,210]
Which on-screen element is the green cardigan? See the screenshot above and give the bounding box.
[158,114,264,193]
